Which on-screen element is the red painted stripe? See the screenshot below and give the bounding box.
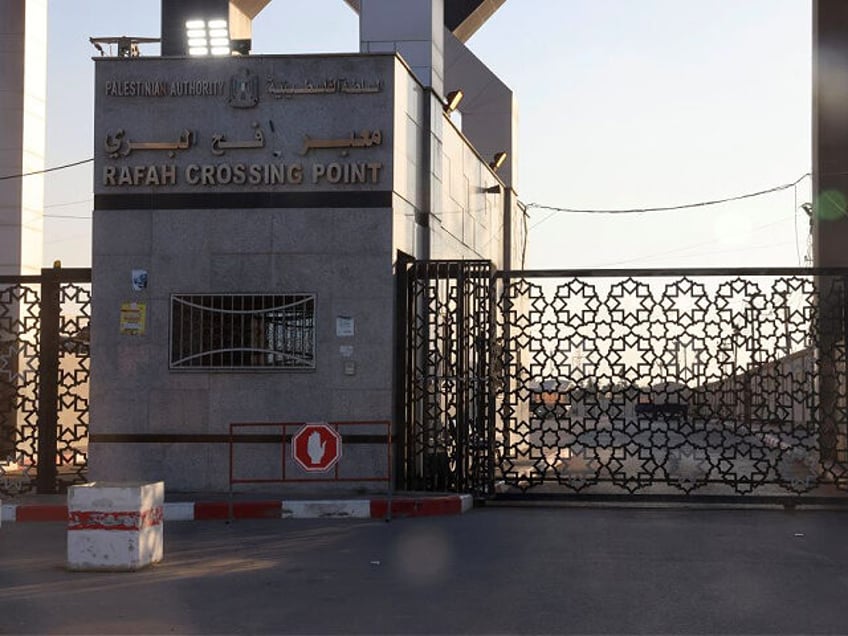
[15,505,68,522]
[370,497,462,518]
[68,506,163,531]
[194,500,282,520]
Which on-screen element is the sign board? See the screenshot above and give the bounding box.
[94,56,392,196]
[292,423,342,472]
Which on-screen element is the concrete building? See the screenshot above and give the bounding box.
[0,0,46,276]
[88,0,522,491]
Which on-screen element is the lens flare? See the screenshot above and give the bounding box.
[393,526,452,585]
[814,189,847,220]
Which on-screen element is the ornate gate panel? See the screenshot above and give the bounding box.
[396,259,495,496]
[0,268,90,496]
[493,268,848,503]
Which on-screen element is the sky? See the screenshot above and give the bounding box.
[42,0,812,270]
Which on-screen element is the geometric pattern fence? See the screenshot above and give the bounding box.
[496,269,848,501]
[0,268,90,496]
[400,261,848,503]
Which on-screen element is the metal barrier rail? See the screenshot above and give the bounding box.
[228,420,392,487]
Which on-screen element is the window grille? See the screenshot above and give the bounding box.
[170,294,315,370]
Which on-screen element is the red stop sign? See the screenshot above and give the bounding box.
[292,423,342,472]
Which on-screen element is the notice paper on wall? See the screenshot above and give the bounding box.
[120,302,147,335]
[336,315,354,337]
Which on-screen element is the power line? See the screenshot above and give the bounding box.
[523,173,811,222]
[45,198,93,209]
[793,183,802,267]
[0,158,93,181]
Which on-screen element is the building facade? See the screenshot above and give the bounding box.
[89,0,522,491]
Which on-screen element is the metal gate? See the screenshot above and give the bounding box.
[398,260,848,504]
[0,267,91,496]
[395,258,495,496]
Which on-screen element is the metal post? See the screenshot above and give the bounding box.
[486,264,497,497]
[36,267,61,494]
[393,252,413,491]
[455,264,467,492]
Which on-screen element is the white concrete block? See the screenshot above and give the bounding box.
[282,499,370,518]
[67,481,164,571]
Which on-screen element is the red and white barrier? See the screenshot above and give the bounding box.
[0,493,473,523]
[67,481,164,571]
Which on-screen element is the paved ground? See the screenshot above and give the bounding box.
[2,505,848,635]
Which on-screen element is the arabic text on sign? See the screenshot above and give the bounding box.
[211,122,266,156]
[105,129,194,158]
[301,130,383,156]
[266,77,384,99]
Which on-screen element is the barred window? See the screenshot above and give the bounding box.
[170,294,315,370]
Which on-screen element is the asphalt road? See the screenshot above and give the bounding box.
[2,506,848,635]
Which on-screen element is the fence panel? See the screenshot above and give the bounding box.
[0,268,90,496]
[492,268,848,502]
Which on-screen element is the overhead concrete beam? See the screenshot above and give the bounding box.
[445,0,505,43]
[343,0,505,42]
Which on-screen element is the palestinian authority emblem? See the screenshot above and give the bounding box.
[229,68,258,108]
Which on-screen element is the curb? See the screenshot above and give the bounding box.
[1,494,473,523]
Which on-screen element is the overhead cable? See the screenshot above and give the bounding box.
[0,158,94,181]
[523,172,811,216]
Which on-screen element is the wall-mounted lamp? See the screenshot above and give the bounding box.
[444,89,464,113]
[490,151,508,172]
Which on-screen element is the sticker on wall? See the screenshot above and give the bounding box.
[131,269,148,291]
[120,302,147,335]
[336,316,354,337]
[339,345,354,358]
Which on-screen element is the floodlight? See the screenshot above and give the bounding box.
[444,89,464,113]
[490,151,507,172]
[184,17,229,57]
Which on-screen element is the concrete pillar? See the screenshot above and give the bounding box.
[0,0,46,463]
[358,0,445,96]
[0,0,46,276]
[813,0,848,467]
